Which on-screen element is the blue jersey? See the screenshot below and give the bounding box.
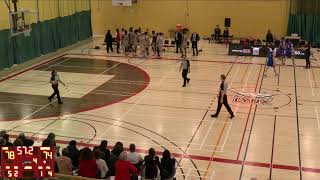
[267,48,274,67]
[285,42,293,57]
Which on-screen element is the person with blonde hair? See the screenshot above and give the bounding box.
[115,152,138,180]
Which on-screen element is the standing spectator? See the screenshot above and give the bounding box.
[142,148,161,179]
[115,29,121,53]
[105,30,113,53]
[115,152,138,180]
[99,140,110,164]
[57,148,73,175]
[79,147,98,178]
[106,142,124,177]
[17,133,34,146]
[175,30,182,53]
[3,134,13,146]
[127,144,143,170]
[160,150,176,180]
[94,149,108,179]
[305,44,311,69]
[13,139,23,146]
[190,32,200,56]
[266,29,274,44]
[67,140,80,169]
[156,33,164,58]
[214,25,221,41]
[181,31,188,58]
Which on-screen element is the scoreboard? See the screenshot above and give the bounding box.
[1,146,54,178]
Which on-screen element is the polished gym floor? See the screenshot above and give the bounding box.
[0,39,319,180]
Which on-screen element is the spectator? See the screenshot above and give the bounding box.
[67,140,80,168]
[57,148,73,175]
[17,133,34,146]
[115,152,138,180]
[99,140,110,163]
[94,149,108,179]
[13,139,23,146]
[214,25,221,41]
[142,148,161,179]
[160,150,176,180]
[106,142,124,177]
[266,29,274,44]
[42,139,51,146]
[223,28,229,40]
[79,147,98,178]
[3,134,13,146]
[127,144,143,170]
[47,133,60,159]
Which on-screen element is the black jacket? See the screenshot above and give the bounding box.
[67,145,80,168]
[190,33,200,42]
[175,32,182,44]
[105,33,113,45]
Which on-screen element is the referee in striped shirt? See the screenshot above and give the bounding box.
[211,74,234,119]
[179,57,190,87]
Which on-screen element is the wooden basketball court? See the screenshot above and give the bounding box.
[0,38,319,179]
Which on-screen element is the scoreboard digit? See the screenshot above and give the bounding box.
[1,146,54,178]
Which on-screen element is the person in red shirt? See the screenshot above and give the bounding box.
[115,151,138,180]
[78,147,98,178]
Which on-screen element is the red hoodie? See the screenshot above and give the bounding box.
[115,160,138,180]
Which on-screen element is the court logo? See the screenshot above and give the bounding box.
[233,92,273,105]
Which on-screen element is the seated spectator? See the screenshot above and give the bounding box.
[160,150,176,180]
[67,140,80,169]
[42,138,59,173]
[17,133,34,146]
[214,25,221,41]
[3,134,13,146]
[94,149,108,179]
[223,28,229,39]
[127,144,143,170]
[99,140,110,163]
[57,148,73,175]
[142,148,161,179]
[47,133,60,158]
[106,142,124,177]
[13,139,23,146]
[115,152,138,180]
[79,147,98,178]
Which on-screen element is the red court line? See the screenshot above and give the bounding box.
[7,133,320,174]
[67,53,320,69]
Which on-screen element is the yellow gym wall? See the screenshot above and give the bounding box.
[91,0,290,39]
[0,0,90,30]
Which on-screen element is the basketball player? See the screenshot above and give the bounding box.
[305,44,311,69]
[211,74,234,119]
[278,38,285,65]
[144,32,150,56]
[264,45,277,76]
[138,32,146,58]
[48,70,65,104]
[156,33,164,58]
[151,31,157,56]
[179,57,190,87]
[284,39,294,64]
[132,30,139,56]
[122,30,130,56]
